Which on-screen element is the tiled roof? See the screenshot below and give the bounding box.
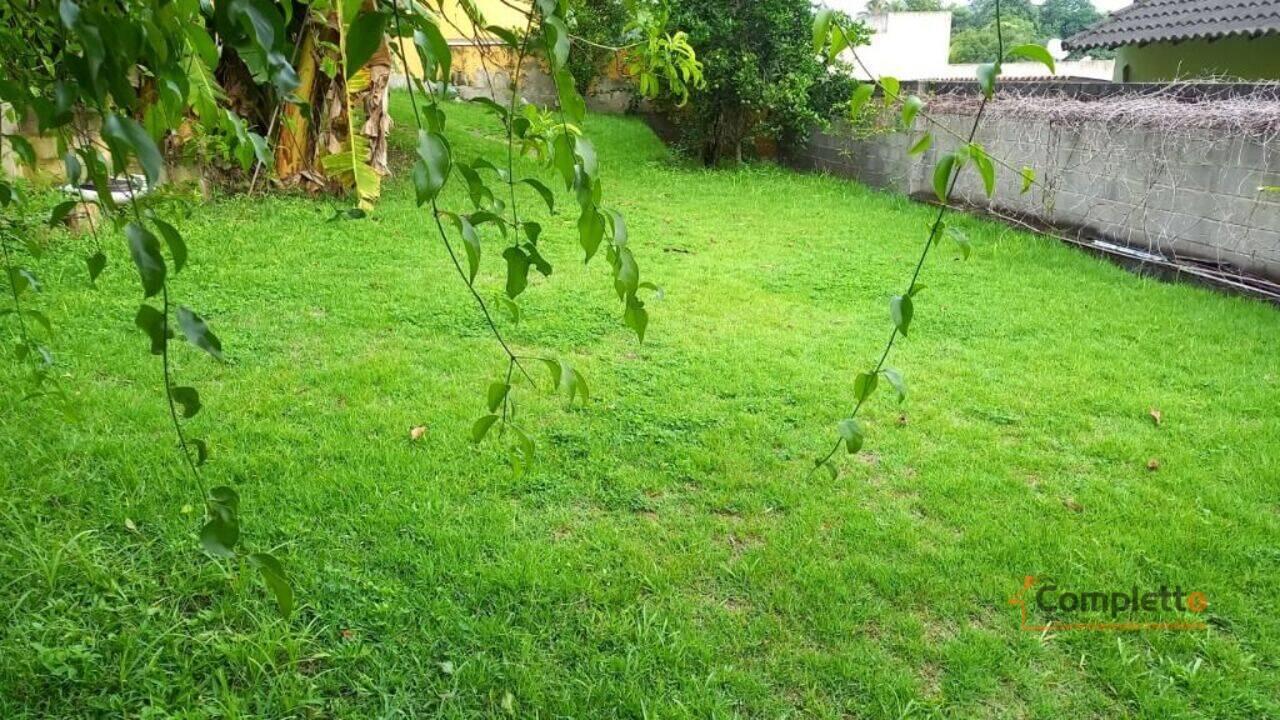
[1064,0,1280,50]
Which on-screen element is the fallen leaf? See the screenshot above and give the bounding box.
[437,660,455,675]
[340,628,355,640]
[501,691,516,714]
[897,413,909,426]
[410,426,427,441]
[1149,408,1162,426]
[124,518,138,533]
[1063,497,1084,513]
[1147,458,1160,471]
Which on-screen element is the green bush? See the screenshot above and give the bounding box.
[663,0,867,165]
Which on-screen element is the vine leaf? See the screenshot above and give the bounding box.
[932,153,957,203]
[413,24,451,86]
[882,367,907,403]
[1020,166,1036,194]
[890,294,914,336]
[413,130,451,205]
[248,552,294,618]
[901,95,924,128]
[86,252,107,283]
[172,385,202,418]
[345,10,386,79]
[176,306,224,361]
[510,425,534,480]
[578,208,605,263]
[976,62,1000,99]
[503,246,531,298]
[969,145,996,198]
[48,200,77,227]
[519,178,556,214]
[849,83,874,118]
[135,304,169,355]
[487,382,510,413]
[200,486,240,559]
[837,418,864,454]
[472,414,499,443]
[1006,43,1056,74]
[908,133,932,156]
[125,222,166,298]
[153,219,187,273]
[880,76,900,104]
[813,8,833,52]
[102,113,163,187]
[854,372,878,403]
[555,67,586,124]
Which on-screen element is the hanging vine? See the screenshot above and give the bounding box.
[811,0,1055,476]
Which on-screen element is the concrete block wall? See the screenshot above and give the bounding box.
[788,86,1280,282]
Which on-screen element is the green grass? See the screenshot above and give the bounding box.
[3,94,1279,718]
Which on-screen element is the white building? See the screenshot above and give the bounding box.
[818,6,1115,81]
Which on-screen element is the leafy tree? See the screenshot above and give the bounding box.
[949,15,1037,63]
[664,0,867,165]
[1039,0,1104,48]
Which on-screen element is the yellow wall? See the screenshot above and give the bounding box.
[396,0,531,79]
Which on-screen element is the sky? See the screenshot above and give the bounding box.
[823,0,1134,14]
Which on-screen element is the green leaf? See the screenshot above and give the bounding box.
[578,208,605,263]
[23,309,52,335]
[86,252,106,283]
[487,382,510,413]
[552,133,576,189]
[555,67,585,124]
[200,512,238,558]
[519,177,556,214]
[813,8,834,53]
[1020,166,1036,194]
[837,418,864,454]
[882,367,907,403]
[176,306,224,361]
[604,208,627,246]
[890,294,914,336]
[498,296,521,324]
[933,153,957,203]
[509,425,534,480]
[248,552,294,618]
[413,24,451,85]
[969,144,996,198]
[102,113,164,187]
[345,10,387,78]
[6,134,36,168]
[849,83,874,118]
[908,133,932,156]
[193,439,209,466]
[624,292,648,343]
[443,213,481,284]
[901,95,924,128]
[134,304,169,355]
[880,76,900,103]
[125,222,166,298]
[8,267,38,295]
[172,385,201,418]
[1006,43,1055,74]
[613,246,639,301]
[540,358,561,391]
[503,246,531,299]
[414,131,450,204]
[152,219,187,273]
[854,372,878,403]
[48,200,77,227]
[976,62,1000,99]
[541,16,568,68]
[471,414,499,443]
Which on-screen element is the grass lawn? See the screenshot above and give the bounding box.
[2,94,1279,718]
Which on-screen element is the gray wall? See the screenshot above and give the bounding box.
[788,87,1280,283]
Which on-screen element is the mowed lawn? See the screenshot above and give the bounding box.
[2,94,1279,718]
